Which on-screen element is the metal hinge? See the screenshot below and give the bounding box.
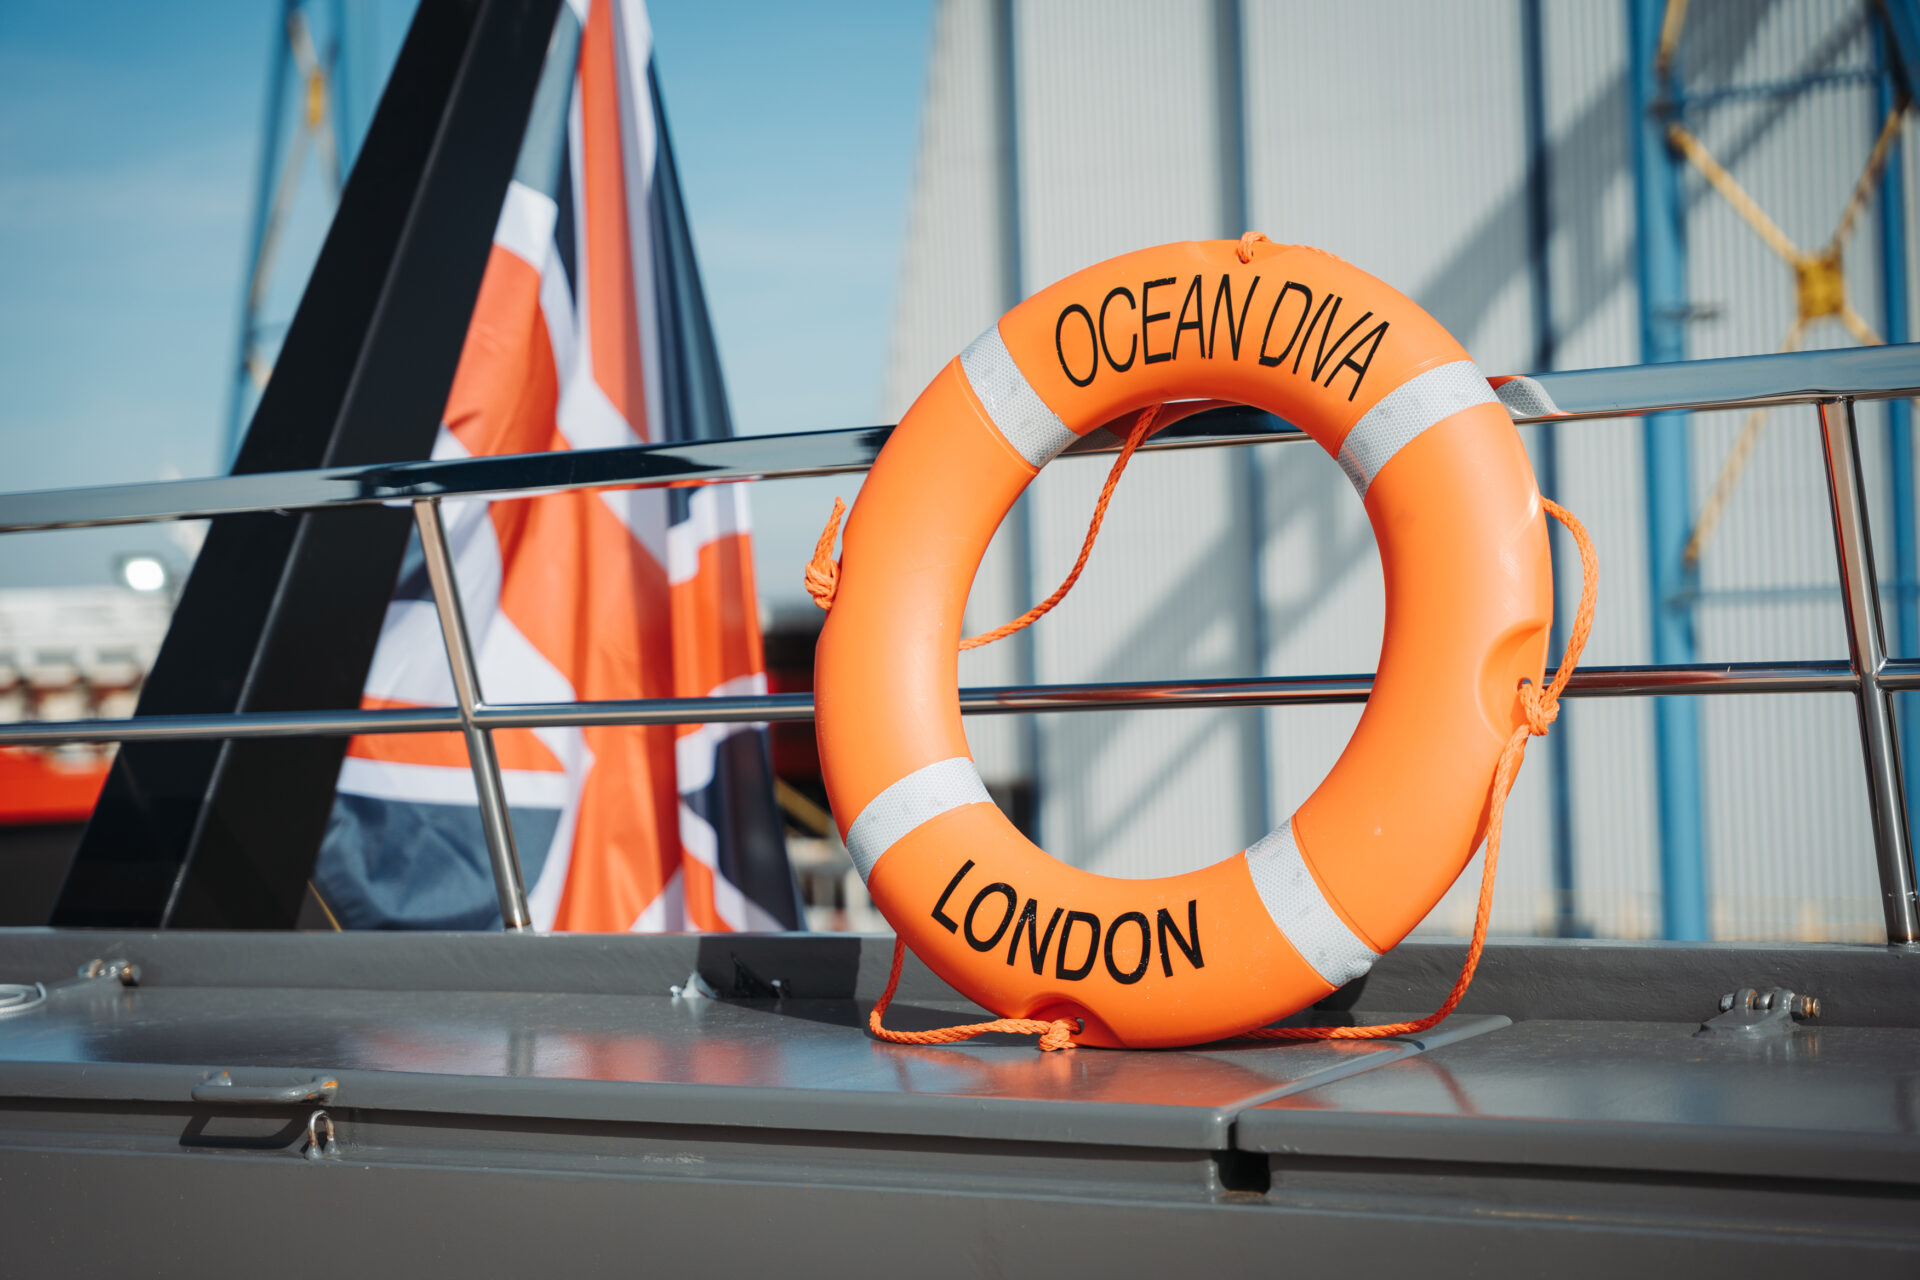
[1695,986,1819,1038]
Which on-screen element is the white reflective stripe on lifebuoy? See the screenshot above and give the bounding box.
[1243,819,1380,988]
[959,326,1078,468]
[1336,359,1499,498]
[845,757,994,882]
[1492,375,1560,420]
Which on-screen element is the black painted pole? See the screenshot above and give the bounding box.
[55,0,562,928]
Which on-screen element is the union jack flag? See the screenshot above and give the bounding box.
[313,0,801,932]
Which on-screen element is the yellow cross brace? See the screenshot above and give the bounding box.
[1657,0,1907,565]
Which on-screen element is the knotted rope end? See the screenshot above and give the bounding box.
[1519,679,1559,737]
[1037,1019,1078,1052]
[804,496,847,611]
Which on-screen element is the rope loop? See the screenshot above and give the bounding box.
[868,934,1082,1051]
[1235,230,1271,263]
[1242,494,1596,1043]
[846,403,1160,1051]
[959,403,1160,650]
[808,404,1163,651]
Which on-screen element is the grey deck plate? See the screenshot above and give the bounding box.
[0,931,1912,1177]
[1239,1017,1920,1183]
[0,979,1505,1149]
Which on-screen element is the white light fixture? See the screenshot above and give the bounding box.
[118,555,169,594]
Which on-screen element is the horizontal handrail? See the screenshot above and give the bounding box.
[0,659,1877,747]
[1,345,1914,534]
[4,346,1916,941]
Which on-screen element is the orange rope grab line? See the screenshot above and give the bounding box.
[807,398,1597,1051]
[1248,494,1596,1041]
[865,923,1081,1051]
[805,227,1269,624]
[806,403,1163,646]
[809,402,1164,1053]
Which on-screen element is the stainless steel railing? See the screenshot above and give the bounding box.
[3,344,1918,941]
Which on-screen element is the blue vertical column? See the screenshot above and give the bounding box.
[1214,0,1274,840]
[1523,0,1581,934]
[1628,0,1709,940]
[330,0,386,174]
[228,0,382,464]
[330,0,361,174]
[227,0,298,464]
[991,0,1043,842]
[1874,13,1919,877]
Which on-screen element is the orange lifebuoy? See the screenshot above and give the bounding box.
[815,239,1554,1048]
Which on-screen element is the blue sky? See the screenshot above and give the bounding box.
[0,0,932,603]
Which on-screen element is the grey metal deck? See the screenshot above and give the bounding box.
[0,930,1912,1276]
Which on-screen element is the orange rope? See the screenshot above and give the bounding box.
[805,233,1269,618]
[804,497,847,610]
[960,404,1161,649]
[804,403,1164,645]
[808,402,1159,1050]
[868,932,1080,1051]
[1244,497,1596,1042]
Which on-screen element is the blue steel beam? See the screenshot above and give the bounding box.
[1214,0,1274,842]
[226,0,299,466]
[331,0,359,173]
[1874,11,1920,886]
[228,0,378,465]
[1522,0,1582,936]
[1629,0,1710,940]
[1881,0,1920,103]
[990,0,1044,843]
[331,0,386,174]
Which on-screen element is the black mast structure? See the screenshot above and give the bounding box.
[55,0,562,928]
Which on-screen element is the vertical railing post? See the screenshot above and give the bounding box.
[1872,13,1920,881]
[1629,0,1709,939]
[1818,400,1920,944]
[412,497,533,932]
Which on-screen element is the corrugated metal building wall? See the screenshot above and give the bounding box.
[882,0,1914,940]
